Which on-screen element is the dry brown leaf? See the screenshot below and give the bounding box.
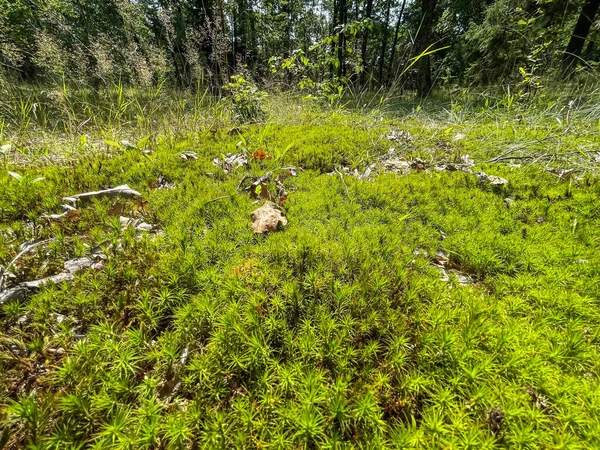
[250,201,288,233]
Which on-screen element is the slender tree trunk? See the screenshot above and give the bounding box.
[387,0,407,85]
[284,0,293,56]
[249,3,257,69]
[563,0,600,68]
[378,0,392,84]
[331,0,338,77]
[360,0,374,86]
[337,0,347,77]
[416,0,436,97]
[232,5,237,72]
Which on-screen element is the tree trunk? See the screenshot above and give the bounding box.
[337,0,347,78]
[563,0,600,68]
[331,0,338,77]
[378,0,392,84]
[360,0,374,86]
[387,0,407,85]
[416,0,436,97]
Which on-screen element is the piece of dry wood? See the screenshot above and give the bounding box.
[0,239,56,291]
[63,184,141,203]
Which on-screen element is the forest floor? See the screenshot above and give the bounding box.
[1,91,600,448]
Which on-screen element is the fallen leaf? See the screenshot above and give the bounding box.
[250,201,288,233]
[460,154,475,166]
[386,130,413,141]
[487,408,505,436]
[475,172,508,186]
[180,151,198,161]
[120,140,136,149]
[213,153,248,173]
[251,149,271,160]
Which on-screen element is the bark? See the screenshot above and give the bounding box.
[360,0,374,86]
[563,0,600,68]
[416,0,437,97]
[331,0,338,76]
[378,0,392,84]
[337,0,347,77]
[387,0,407,85]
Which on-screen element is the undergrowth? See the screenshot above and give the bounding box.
[0,85,599,448]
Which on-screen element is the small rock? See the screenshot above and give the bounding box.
[453,133,466,142]
[250,201,288,234]
[504,198,514,208]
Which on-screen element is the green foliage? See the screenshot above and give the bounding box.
[2,0,598,93]
[223,75,268,123]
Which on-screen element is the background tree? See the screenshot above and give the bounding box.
[564,0,600,68]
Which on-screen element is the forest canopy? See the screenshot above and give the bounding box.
[1,0,600,94]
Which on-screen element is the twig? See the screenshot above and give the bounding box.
[237,174,253,190]
[335,169,349,197]
[202,196,229,207]
[0,239,56,291]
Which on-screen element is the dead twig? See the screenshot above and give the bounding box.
[0,239,57,291]
[335,168,350,197]
[202,196,229,207]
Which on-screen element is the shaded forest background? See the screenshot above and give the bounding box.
[1,0,600,96]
